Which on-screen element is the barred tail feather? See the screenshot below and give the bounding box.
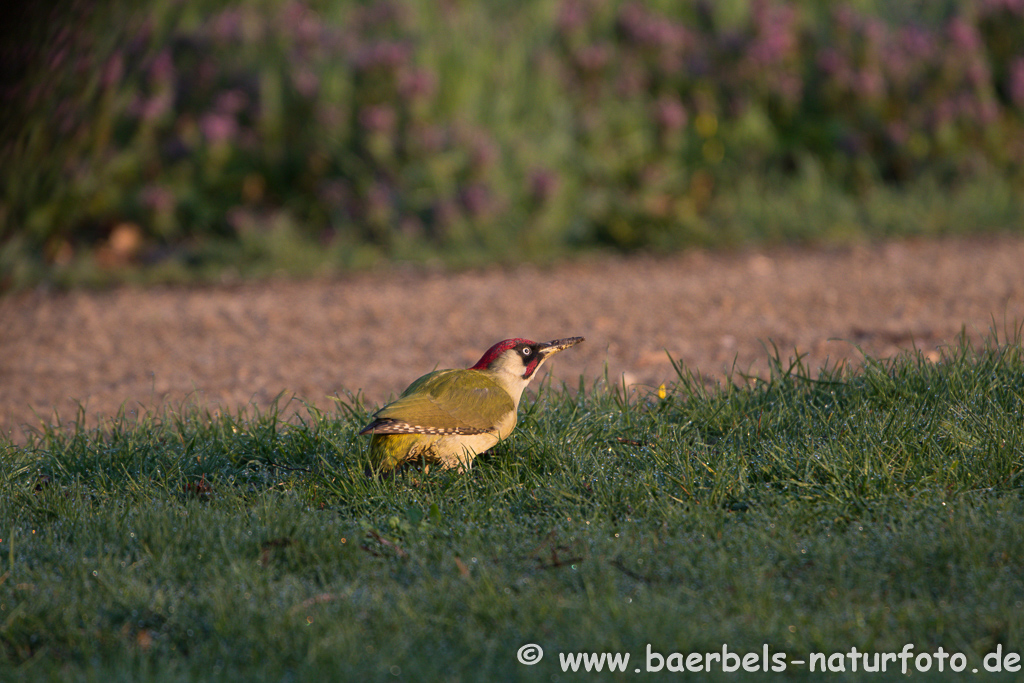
[360,418,485,436]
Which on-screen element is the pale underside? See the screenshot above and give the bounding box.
[369,427,512,472]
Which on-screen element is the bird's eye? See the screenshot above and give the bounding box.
[522,347,532,356]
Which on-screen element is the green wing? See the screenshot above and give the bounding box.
[363,369,513,434]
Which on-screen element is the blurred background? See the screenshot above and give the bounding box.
[2,0,1024,291]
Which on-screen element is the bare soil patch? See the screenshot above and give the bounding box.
[3,235,1023,441]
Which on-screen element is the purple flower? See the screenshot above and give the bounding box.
[529,169,559,204]
[102,53,124,90]
[215,90,249,115]
[618,3,686,52]
[48,45,68,71]
[412,124,446,153]
[777,73,803,105]
[317,104,345,130]
[856,69,884,100]
[358,105,397,133]
[832,5,858,32]
[399,68,437,101]
[748,1,798,66]
[817,48,843,75]
[983,0,1024,12]
[55,99,77,135]
[574,43,612,73]
[399,216,424,238]
[1010,58,1024,108]
[211,8,243,43]
[966,60,990,89]
[141,185,176,213]
[557,0,589,35]
[934,98,956,127]
[654,96,688,131]
[353,41,409,72]
[355,0,406,31]
[615,61,647,97]
[292,68,320,98]
[318,180,348,209]
[897,25,935,60]
[199,112,238,144]
[863,17,886,46]
[469,134,498,171]
[140,92,172,122]
[282,1,320,44]
[366,182,394,217]
[977,98,998,125]
[947,16,981,52]
[227,207,255,234]
[150,50,174,83]
[886,121,909,145]
[460,183,493,218]
[432,198,460,229]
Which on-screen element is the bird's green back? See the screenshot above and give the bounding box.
[373,369,514,432]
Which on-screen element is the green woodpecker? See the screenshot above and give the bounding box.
[360,336,584,472]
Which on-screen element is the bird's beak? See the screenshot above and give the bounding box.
[537,336,585,358]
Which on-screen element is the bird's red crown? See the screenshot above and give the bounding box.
[469,338,536,370]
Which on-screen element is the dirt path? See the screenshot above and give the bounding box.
[3,235,1023,441]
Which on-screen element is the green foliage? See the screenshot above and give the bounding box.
[2,333,1023,680]
[2,0,1024,290]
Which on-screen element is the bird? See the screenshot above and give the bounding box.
[360,336,585,473]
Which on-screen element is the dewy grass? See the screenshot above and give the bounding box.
[2,333,1023,681]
